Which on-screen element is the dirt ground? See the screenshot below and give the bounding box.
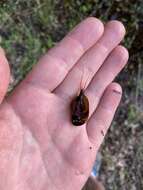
[0,1,143,189]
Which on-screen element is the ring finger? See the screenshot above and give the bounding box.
[85,45,129,115]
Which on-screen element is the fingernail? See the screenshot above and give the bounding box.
[113,89,122,95]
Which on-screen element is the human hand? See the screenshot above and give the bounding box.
[0,17,128,190]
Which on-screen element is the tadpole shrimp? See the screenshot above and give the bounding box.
[71,68,90,126]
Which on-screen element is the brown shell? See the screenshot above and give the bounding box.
[71,89,89,126]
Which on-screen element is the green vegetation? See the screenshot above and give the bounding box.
[0,0,143,189]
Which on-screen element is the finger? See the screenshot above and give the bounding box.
[24,17,104,91]
[86,45,129,114]
[87,83,122,151]
[0,48,10,104]
[55,21,125,98]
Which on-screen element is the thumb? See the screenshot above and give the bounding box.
[0,47,10,104]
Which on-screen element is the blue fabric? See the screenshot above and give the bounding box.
[91,153,101,177]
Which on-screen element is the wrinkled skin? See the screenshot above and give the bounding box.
[0,17,128,190]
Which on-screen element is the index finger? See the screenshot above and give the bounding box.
[24,17,104,91]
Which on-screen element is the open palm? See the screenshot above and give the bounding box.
[0,18,128,190]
